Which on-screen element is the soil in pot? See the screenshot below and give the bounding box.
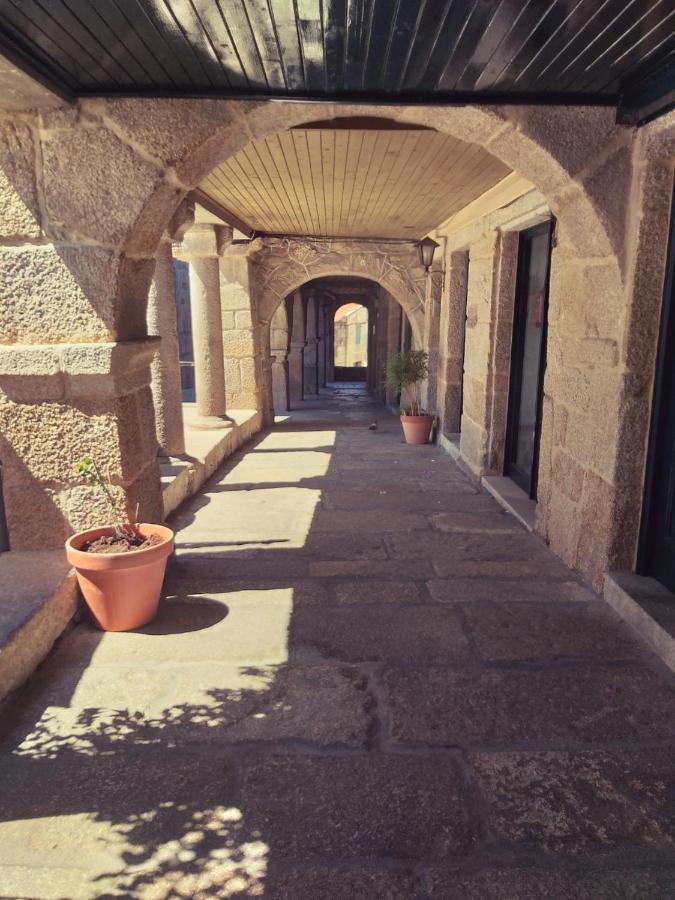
[81,530,163,554]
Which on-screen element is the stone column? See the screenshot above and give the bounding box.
[270,303,290,413]
[317,295,326,389]
[287,292,306,404]
[325,304,335,384]
[437,251,469,436]
[184,223,231,428]
[376,291,390,401]
[220,247,262,411]
[386,300,402,407]
[147,240,185,456]
[422,260,443,413]
[367,295,378,394]
[303,291,319,395]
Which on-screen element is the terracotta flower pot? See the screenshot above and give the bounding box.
[400,414,434,445]
[65,523,174,632]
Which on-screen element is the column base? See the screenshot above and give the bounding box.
[190,414,234,430]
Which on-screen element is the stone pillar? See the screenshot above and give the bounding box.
[437,251,469,436]
[316,295,326,390]
[367,295,378,394]
[147,240,185,456]
[184,223,231,427]
[270,303,290,413]
[287,292,306,404]
[220,246,263,411]
[325,304,335,384]
[386,301,402,407]
[376,291,390,401]
[422,260,443,413]
[303,291,319,395]
[459,232,518,475]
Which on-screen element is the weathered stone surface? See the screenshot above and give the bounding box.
[427,866,675,899]
[290,603,471,663]
[41,123,163,246]
[263,866,419,900]
[0,119,40,237]
[384,665,675,746]
[471,748,675,854]
[334,579,423,605]
[313,508,430,533]
[0,246,116,342]
[11,662,372,752]
[98,97,239,169]
[462,600,646,661]
[427,577,594,604]
[241,754,475,859]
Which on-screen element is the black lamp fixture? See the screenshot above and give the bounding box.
[418,236,439,272]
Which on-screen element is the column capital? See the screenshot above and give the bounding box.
[176,223,233,261]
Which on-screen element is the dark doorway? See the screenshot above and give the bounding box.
[639,183,675,593]
[504,220,554,499]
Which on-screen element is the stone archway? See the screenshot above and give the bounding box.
[0,97,642,585]
[251,237,425,347]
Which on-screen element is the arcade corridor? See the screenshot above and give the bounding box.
[0,386,674,898]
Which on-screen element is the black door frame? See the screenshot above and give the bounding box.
[637,180,675,577]
[504,218,555,499]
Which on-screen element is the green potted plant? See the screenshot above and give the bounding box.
[65,456,173,632]
[386,350,435,444]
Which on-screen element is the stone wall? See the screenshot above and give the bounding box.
[219,247,264,412]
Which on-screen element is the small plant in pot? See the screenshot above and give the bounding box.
[65,456,174,632]
[386,350,435,445]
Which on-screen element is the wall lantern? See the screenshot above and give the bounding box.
[418,236,439,272]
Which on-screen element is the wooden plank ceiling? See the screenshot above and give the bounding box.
[0,1,674,122]
[199,129,511,239]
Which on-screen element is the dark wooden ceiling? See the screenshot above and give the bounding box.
[0,0,673,124]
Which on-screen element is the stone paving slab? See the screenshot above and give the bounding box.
[471,748,675,855]
[333,579,425,605]
[461,600,649,661]
[312,508,432,533]
[427,576,594,604]
[387,529,564,563]
[240,754,476,860]
[259,866,420,900]
[289,603,472,663]
[426,866,675,899]
[6,663,373,754]
[430,510,524,534]
[308,558,437,579]
[383,665,675,747]
[42,593,293,666]
[320,484,488,511]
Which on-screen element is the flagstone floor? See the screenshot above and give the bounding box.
[0,384,674,899]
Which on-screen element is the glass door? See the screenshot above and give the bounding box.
[505,220,554,498]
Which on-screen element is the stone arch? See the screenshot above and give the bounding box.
[112,99,627,292]
[254,247,425,349]
[0,97,637,582]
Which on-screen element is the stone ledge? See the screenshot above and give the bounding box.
[161,404,262,517]
[481,475,536,532]
[0,550,78,703]
[604,571,675,674]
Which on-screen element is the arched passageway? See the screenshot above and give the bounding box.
[0,97,672,590]
[268,274,417,414]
